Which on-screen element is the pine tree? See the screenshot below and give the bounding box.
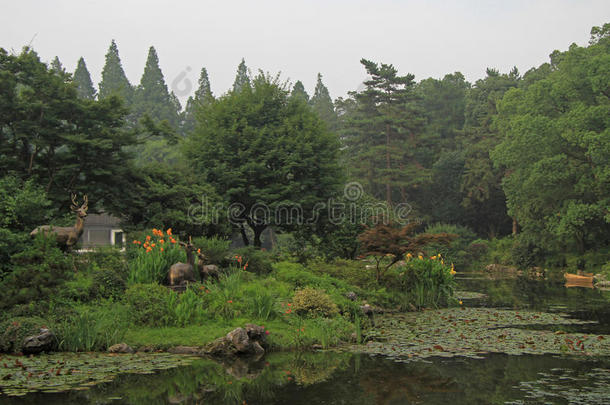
[132,46,179,127]
[73,57,96,99]
[291,80,309,102]
[183,67,214,135]
[310,73,337,130]
[232,58,250,92]
[50,56,64,73]
[99,40,133,103]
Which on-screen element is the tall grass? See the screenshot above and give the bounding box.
[57,303,128,351]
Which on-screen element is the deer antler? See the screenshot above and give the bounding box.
[82,194,88,210]
[70,193,79,210]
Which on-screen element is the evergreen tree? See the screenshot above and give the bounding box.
[291,80,309,102]
[132,46,180,128]
[99,40,133,103]
[73,57,96,99]
[309,73,337,130]
[341,60,424,206]
[232,58,250,92]
[183,67,214,135]
[50,56,64,73]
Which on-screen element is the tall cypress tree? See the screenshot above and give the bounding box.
[132,46,179,127]
[232,58,250,92]
[310,73,337,130]
[291,80,309,102]
[183,67,214,135]
[99,40,133,103]
[73,57,96,99]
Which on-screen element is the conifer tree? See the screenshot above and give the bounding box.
[183,67,214,135]
[132,46,179,127]
[309,73,337,130]
[232,58,250,92]
[50,56,64,73]
[99,40,133,103]
[291,80,309,102]
[73,57,96,99]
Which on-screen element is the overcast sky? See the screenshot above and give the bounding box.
[2,0,609,106]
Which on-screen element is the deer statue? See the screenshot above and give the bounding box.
[196,250,220,282]
[30,194,88,250]
[168,237,197,286]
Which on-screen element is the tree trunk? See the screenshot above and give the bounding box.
[385,123,392,206]
[253,225,266,248]
[239,223,249,246]
[512,218,518,236]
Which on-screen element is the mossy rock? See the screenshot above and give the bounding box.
[0,316,52,353]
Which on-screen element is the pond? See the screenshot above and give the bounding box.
[1,272,609,404]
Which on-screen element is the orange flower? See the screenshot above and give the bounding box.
[132,240,138,244]
[146,235,151,241]
[170,238,176,244]
[160,248,164,252]
[146,247,152,253]
[166,228,172,235]
[151,243,156,247]
[159,239,164,244]
[227,300,233,304]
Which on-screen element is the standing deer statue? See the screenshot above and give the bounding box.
[30,194,88,250]
[168,237,197,286]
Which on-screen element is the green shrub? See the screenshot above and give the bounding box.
[233,247,274,275]
[193,236,230,265]
[92,265,127,299]
[0,233,72,309]
[61,272,96,302]
[0,316,53,353]
[124,284,174,326]
[291,287,339,318]
[56,302,128,351]
[423,223,477,270]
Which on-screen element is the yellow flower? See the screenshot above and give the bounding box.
[406,253,413,259]
[459,300,463,305]
[431,255,437,260]
[418,255,423,260]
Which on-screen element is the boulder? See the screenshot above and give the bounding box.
[108,343,134,354]
[346,291,358,301]
[204,324,268,357]
[22,328,56,354]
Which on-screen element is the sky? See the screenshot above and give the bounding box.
[1,0,609,106]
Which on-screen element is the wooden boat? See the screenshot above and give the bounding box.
[564,272,594,288]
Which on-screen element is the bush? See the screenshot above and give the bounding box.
[0,316,53,353]
[92,265,127,299]
[233,246,274,275]
[0,234,72,309]
[193,236,230,265]
[124,284,174,326]
[291,287,339,318]
[423,223,477,270]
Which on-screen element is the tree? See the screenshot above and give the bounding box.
[0,47,137,212]
[183,67,214,135]
[358,222,455,282]
[73,57,96,99]
[492,24,610,254]
[99,40,133,103]
[232,58,250,92]
[132,46,180,128]
[50,56,64,74]
[291,80,309,102]
[309,73,337,130]
[341,60,424,206]
[184,72,343,247]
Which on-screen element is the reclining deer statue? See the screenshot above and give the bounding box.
[30,194,88,250]
[168,237,197,286]
[196,250,220,282]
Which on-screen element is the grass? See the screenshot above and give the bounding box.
[122,316,355,351]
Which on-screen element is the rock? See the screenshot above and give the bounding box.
[227,328,250,353]
[204,324,268,357]
[168,346,201,355]
[311,344,323,350]
[108,343,134,354]
[137,346,155,353]
[346,291,358,301]
[22,328,55,354]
